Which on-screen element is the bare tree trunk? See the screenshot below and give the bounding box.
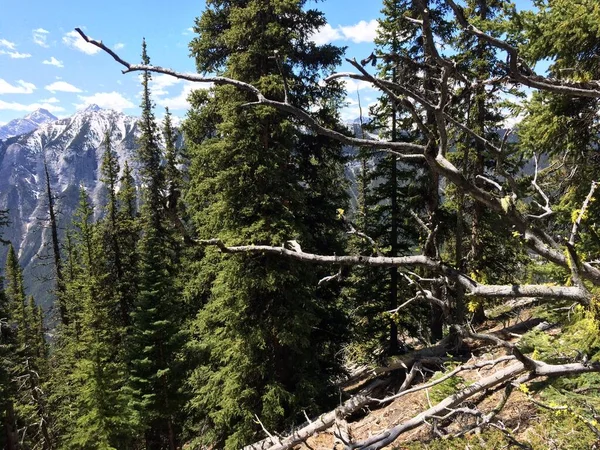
[470,0,489,325]
[3,400,19,450]
[43,161,67,325]
[389,67,399,355]
[25,360,53,449]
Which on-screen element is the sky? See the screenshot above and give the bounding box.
[0,0,535,125]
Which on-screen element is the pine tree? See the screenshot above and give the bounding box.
[4,244,53,449]
[99,131,131,328]
[128,40,185,450]
[517,0,600,265]
[0,212,18,448]
[43,161,67,325]
[344,0,454,355]
[116,160,139,324]
[446,0,529,321]
[50,188,138,449]
[4,245,28,345]
[183,1,348,447]
[163,108,190,246]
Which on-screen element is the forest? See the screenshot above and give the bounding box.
[3,0,600,449]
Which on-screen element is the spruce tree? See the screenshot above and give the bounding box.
[344,0,454,354]
[128,40,185,450]
[446,0,529,321]
[99,131,131,327]
[517,0,600,264]
[0,214,18,449]
[0,276,18,450]
[43,161,67,325]
[183,1,348,447]
[50,188,138,449]
[4,244,53,449]
[116,160,139,325]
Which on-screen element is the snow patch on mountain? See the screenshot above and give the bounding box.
[0,108,58,141]
[0,107,145,309]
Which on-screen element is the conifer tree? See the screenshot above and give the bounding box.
[99,131,131,327]
[128,40,185,450]
[4,244,53,449]
[163,108,190,246]
[0,213,18,449]
[183,1,348,447]
[344,0,453,353]
[50,188,138,449]
[446,0,528,322]
[116,160,139,323]
[5,246,29,344]
[517,0,600,264]
[43,161,67,325]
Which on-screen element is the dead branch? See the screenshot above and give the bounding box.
[445,0,600,98]
[528,154,553,220]
[198,239,591,303]
[243,389,372,450]
[569,181,598,246]
[371,355,516,405]
[77,27,600,288]
[347,360,600,450]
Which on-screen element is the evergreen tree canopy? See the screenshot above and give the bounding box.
[183,1,349,448]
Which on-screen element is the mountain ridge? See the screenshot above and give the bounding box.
[0,106,143,311]
[0,108,58,141]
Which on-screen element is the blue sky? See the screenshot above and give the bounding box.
[0,0,533,125]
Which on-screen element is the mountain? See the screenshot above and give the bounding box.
[0,108,58,141]
[0,107,361,314]
[0,105,142,311]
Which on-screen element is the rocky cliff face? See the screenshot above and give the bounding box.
[0,109,57,141]
[0,105,141,310]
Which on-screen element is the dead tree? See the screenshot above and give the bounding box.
[43,160,68,326]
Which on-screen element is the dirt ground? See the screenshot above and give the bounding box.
[294,307,545,450]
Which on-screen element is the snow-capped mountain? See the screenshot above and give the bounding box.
[0,107,362,312]
[0,105,143,309]
[0,108,57,141]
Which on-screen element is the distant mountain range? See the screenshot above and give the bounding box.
[0,109,58,141]
[0,106,367,314]
[0,105,142,311]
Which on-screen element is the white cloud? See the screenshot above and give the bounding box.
[42,56,63,68]
[39,97,60,103]
[340,100,377,122]
[33,28,49,47]
[0,99,64,113]
[0,38,31,58]
[148,74,183,96]
[309,24,342,46]
[0,50,32,59]
[76,92,135,111]
[340,20,379,43]
[114,42,125,50]
[62,30,99,55]
[0,39,16,50]
[310,19,379,45]
[45,81,82,93]
[344,79,374,92]
[0,79,36,94]
[155,82,208,111]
